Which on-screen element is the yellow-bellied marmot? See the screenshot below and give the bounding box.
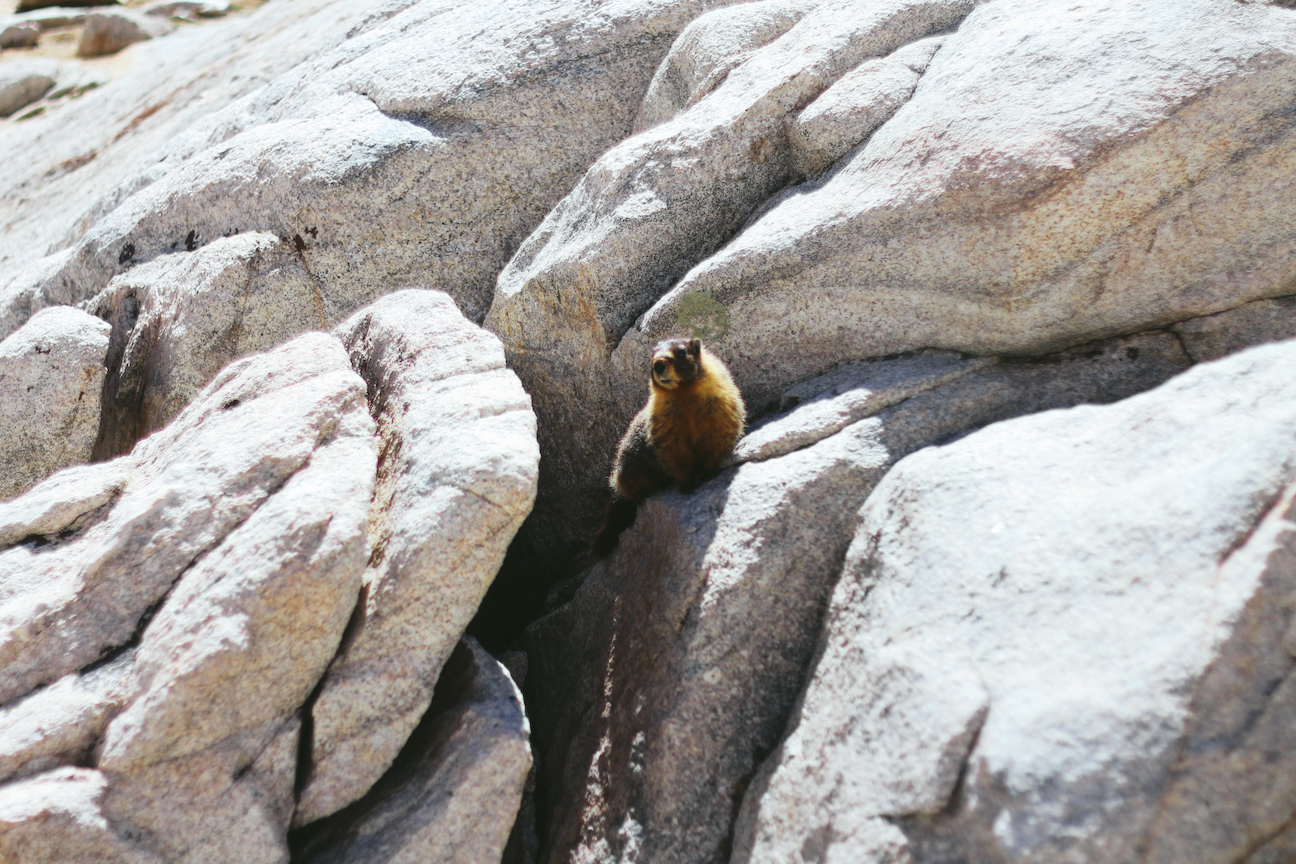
[592,337,745,558]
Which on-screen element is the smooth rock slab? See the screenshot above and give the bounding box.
[523,332,1189,864]
[296,290,539,825]
[0,305,109,501]
[734,339,1296,864]
[77,9,174,58]
[295,638,532,864]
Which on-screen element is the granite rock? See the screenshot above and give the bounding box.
[523,331,1189,864]
[0,306,109,500]
[77,8,174,58]
[0,58,57,116]
[296,290,539,825]
[735,339,1296,864]
[295,638,532,864]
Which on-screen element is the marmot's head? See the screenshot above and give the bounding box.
[651,338,704,389]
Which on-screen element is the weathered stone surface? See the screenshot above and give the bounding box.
[624,0,1296,414]
[0,652,133,784]
[0,459,127,548]
[487,0,979,567]
[0,20,40,50]
[788,35,943,175]
[523,331,1189,864]
[86,232,320,457]
[1173,293,1296,363]
[0,58,57,116]
[77,9,174,58]
[0,331,369,706]
[0,768,157,864]
[295,638,532,864]
[0,305,109,500]
[1,0,736,346]
[96,406,373,863]
[0,328,375,863]
[632,0,816,133]
[296,290,539,825]
[734,339,1296,864]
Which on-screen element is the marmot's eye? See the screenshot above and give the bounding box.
[653,359,667,377]
[673,347,686,359]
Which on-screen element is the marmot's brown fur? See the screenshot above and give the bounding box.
[592,337,745,558]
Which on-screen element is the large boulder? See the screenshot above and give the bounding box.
[0,58,58,117]
[295,290,539,825]
[0,291,541,861]
[295,638,532,864]
[85,233,320,458]
[624,0,1296,412]
[522,332,1189,864]
[0,0,743,344]
[0,306,109,501]
[734,338,1296,864]
[486,0,978,564]
[77,9,175,58]
[0,331,376,863]
[485,0,1296,576]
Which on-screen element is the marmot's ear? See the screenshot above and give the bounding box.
[687,338,701,356]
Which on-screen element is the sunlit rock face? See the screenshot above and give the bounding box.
[2,0,1296,862]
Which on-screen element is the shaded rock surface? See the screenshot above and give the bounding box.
[15,0,117,10]
[734,339,1296,864]
[294,637,532,864]
[0,305,109,500]
[522,331,1189,864]
[1173,294,1296,363]
[297,290,539,825]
